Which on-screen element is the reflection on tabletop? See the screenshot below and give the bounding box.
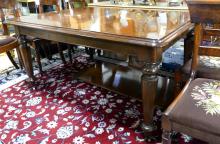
[14,7,190,40]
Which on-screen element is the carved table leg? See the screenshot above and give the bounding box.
[19,35,35,81]
[141,63,160,134]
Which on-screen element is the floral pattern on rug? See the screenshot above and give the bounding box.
[0,52,206,144]
[0,49,86,91]
[0,56,150,144]
[0,56,59,86]
[191,81,220,115]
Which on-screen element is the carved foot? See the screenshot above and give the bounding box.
[162,130,172,144]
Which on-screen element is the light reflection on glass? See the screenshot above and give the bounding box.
[157,12,167,38]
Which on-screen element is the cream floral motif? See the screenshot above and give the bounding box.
[56,109,66,115]
[56,125,74,139]
[200,56,220,68]
[1,134,7,139]
[108,134,114,140]
[12,134,31,144]
[109,118,117,123]
[4,120,19,129]
[95,128,104,135]
[125,107,140,118]
[73,136,85,144]
[47,121,58,129]
[82,99,89,104]
[118,127,124,132]
[25,111,36,118]
[74,89,86,97]
[26,97,42,106]
[94,91,101,95]
[98,122,106,128]
[105,108,112,113]
[181,134,192,143]
[97,98,109,105]
[8,106,16,112]
[191,81,220,115]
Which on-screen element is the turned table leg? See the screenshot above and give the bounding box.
[19,35,35,81]
[141,62,160,134]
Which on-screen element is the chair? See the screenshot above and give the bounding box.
[174,37,220,96]
[39,0,68,64]
[162,0,220,143]
[0,1,23,70]
[174,14,220,96]
[38,0,60,13]
[27,0,68,73]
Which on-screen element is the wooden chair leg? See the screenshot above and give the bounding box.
[85,47,89,54]
[6,51,19,69]
[41,40,52,60]
[16,47,23,69]
[85,47,95,60]
[72,45,76,54]
[174,70,183,97]
[67,44,72,64]
[97,49,101,56]
[158,77,171,107]
[33,40,43,73]
[162,130,172,144]
[57,43,66,64]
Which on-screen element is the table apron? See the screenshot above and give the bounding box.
[15,26,163,63]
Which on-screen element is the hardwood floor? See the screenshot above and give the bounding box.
[0,52,17,73]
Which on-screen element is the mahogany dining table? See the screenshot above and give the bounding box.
[9,7,193,134]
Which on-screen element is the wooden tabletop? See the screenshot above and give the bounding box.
[17,0,35,2]
[10,7,190,46]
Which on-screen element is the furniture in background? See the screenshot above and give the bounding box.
[17,0,36,13]
[162,0,220,143]
[40,0,67,64]
[68,0,87,8]
[174,5,220,96]
[27,0,70,73]
[38,0,60,13]
[0,1,23,70]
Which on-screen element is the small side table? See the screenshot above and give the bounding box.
[17,0,37,13]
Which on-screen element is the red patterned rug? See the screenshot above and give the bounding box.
[0,55,206,144]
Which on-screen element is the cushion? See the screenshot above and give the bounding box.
[26,35,37,42]
[169,78,220,136]
[182,56,220,80]
[0,35,16,46]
